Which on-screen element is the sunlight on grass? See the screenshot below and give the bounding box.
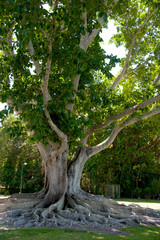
[0,226,160,240]
[122,226,160,239]
[141,229,160,236]
[92,236,104,239]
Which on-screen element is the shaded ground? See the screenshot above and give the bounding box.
[0,194,160,236]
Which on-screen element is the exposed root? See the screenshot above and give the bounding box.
[33,208,43,221]
[35,189,45,199]
[2,192,160,234]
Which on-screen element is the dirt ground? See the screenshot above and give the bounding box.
[0,194,160,235]
[0,194,40,230]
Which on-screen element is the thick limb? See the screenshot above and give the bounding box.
[67,146,89,194]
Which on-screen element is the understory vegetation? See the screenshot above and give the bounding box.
[0,116,43,194]
[82,116,160,199]
[0,115,160,199]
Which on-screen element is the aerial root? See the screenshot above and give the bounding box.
[67,195,109,224]
[33,208,43,221]
[70,192,160,227]
[73,196,110,217]
[7,192,160,230]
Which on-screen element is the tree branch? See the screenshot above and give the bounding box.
[43,105,68,152]
[66,11,88,110]
[79,11,88,51]
[66,10,89,111]
[6,99,22,114]
[40,39,67,146]
[135,8,158,36]
[27,39,42,76]
[67,0,119,111]
[41,39,52,104]
[120,107,160,129]
[124,14,131,39]
[27,29,67,146]
[88,124,121,158]
[0,37,17,44]
[1,26,15,56]
[36,142,49,165]
[88,0,119,46]
[84,94,160,143]
[28,39,52,104]
[110,8,158,90]
[66,74,81,111]
[125,57,154,75]
[88,107,160,158]
[153,75,160,86]
[130,40,142,62]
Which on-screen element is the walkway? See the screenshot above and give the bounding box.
[118,201,160,210]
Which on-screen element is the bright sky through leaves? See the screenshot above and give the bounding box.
[100,20,126,75]
[0,19,125,111]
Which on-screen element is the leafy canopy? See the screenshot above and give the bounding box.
[0,0,159,149]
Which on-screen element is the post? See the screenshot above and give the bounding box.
[20,162,24,193]
[19,162,27,193]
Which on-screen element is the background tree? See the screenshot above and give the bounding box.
[82,115,160,198]
[0,0,160,228]
[0,115,43,194]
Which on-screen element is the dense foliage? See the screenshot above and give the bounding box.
[0,116,43,194]
[82,115,160,198]
[0,0,160,206]
[0,0,159,146]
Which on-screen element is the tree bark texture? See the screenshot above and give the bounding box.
[38,145,90,207]
[41,148,68,207]
[7,142,160,230]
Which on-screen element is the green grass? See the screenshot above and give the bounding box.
[115,198,160,203]
[0,227,160,240]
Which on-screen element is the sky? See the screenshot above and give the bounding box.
[100,20,126,74]
[0,20,126,111]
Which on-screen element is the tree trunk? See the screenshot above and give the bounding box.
[67,146,89,195]
[42,148,68,207]
[9,144,160,231]
[39,145,89,206]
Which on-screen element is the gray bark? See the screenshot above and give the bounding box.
[67,146,89,195]
[38,147,68,207]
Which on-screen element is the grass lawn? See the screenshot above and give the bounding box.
[115,199,160,203]
[0,227,160,240]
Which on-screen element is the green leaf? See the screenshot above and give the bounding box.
[103,13,108,23]
[8,0,14,4]
[99,12,104,18]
